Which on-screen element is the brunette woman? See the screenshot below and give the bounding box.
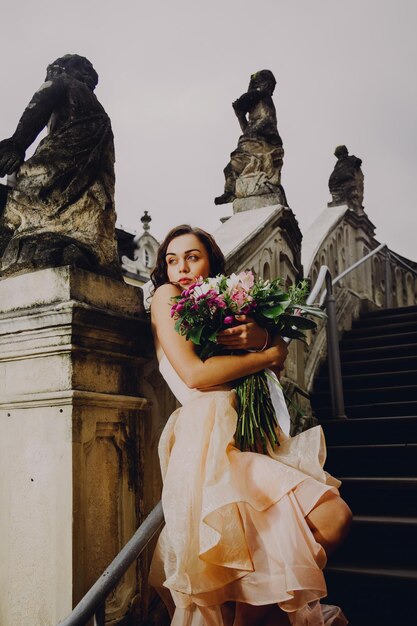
[149,225,351,626]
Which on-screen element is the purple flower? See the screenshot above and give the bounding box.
[176,303,184,312]
[224,315,234,325]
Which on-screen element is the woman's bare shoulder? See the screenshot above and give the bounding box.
[152,283,181,300]
[151,283,182,313]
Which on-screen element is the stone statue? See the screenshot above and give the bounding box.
[328,145,364,212]
[215,70,288,210]
[0,54,122,279]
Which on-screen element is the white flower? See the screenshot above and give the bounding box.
[195,276,220,296]
[226,273,240,292]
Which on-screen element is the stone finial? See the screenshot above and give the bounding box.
[214,70,288,212]
[141,210,151,232]
[328,145,364,212]
[0,54,121,280]
[121,211,159,281]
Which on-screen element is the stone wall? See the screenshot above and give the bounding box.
[0,267,154,625]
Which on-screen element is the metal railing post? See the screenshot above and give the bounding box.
[325,272,346,419]
[385,249,393,308]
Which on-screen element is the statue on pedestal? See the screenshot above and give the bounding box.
[0,54,122,279]
[214,70,288,210]
[328,145,364,212]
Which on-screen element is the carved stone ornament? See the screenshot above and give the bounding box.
[328,145,364,212]
[0,54,122,279]
[215,70,288,209]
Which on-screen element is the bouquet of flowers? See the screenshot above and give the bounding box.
[171,271,325,453]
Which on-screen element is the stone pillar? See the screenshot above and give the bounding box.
[0,266,152,626]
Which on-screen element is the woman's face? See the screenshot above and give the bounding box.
[166,233,211,289]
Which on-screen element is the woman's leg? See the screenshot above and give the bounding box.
[306,491,352,556]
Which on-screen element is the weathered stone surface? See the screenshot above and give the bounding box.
[0,266,152,625]
[215,70,288,210]
[328,145,364,212]
[233,192,283,213]
[0,54,121,280]
[0,265,144,317]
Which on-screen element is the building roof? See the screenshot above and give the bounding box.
[301,205,348,275]
[214,205,282,259]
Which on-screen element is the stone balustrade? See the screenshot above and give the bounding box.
[302,205,417,391]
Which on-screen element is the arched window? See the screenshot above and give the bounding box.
[394,267,403,307]
[406,274,415,306]
[263,262,271,281]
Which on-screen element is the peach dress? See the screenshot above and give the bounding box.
[149,354,348,626]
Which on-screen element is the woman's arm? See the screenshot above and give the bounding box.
[151,283,288,389]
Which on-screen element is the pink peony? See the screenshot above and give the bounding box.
[224,315,235,325]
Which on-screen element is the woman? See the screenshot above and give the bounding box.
[149,225,352,626]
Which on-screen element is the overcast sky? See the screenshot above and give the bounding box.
[1,0,416,262]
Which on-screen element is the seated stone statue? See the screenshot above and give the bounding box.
[215,69,288,207]
[0,54,121,279]
[328,145,364,212]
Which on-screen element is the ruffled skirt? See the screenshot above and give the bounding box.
[149,389,347,625]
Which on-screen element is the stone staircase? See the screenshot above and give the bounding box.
[311,304,417,626]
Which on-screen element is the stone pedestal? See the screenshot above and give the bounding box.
[0,266,153,625]
[233,193,283,213]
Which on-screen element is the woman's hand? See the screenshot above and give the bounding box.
[217,315,269,351]
[268,334,289,379]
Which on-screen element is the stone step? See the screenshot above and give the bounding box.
[325,564,417,626]
[320,415,417,446]
[325,443,417,477]
[316,400,417,419]
[351,316,417,334]
[340,330,417,349]
[338,477,417,516]
[360,304,417,319]
[313,383,417,406]
[321,354,417,376]
[352,307,417,330]
[329,515,417,568]
[314,369,417,392]
[339,341,417,362]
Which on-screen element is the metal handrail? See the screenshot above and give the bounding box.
[318,243,388,306]
[303,265,346,419]
[57,502,164,626]
[58,241,413,625]
[389,249,417,277]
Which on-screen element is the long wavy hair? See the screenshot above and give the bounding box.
[150,224,225,290]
